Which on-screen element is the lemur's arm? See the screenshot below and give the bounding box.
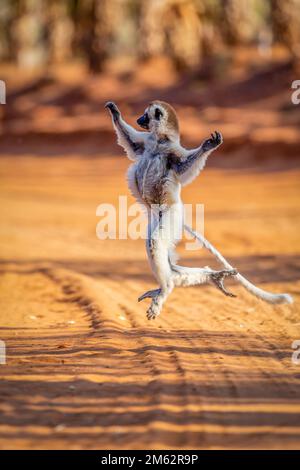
[105,102,147,161]
[172,131,222,186]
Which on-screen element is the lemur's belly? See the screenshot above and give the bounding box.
[135,154,180,207]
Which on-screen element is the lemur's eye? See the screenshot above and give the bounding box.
[155,108,163,120]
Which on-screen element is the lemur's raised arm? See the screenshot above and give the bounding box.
[105,102,148,161]
[171,131,222,185]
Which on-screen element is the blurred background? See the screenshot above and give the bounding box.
[0,0,299,157]
[1,0,300,70]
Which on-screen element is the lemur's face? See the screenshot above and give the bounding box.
[137,101,179,138]
[137,103,165,133]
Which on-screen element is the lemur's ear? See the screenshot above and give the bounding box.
[155,108,163,120]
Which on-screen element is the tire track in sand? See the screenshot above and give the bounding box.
[42,267,103,335]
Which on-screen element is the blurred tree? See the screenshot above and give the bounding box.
[139,0,202,69]
[195,0,222,57]
[269,0,300,59]
[77,0,116,73]
[11,0,49,68]
[139,0,168,60]
[0,0,298,71]
[0,0,18,61]
[220,0,249,46]
[112,0,140,57]
[49,0,74,64]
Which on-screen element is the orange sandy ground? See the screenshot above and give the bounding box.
[0,153,300,449]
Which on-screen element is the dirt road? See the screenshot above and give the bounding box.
[0,151,299,449]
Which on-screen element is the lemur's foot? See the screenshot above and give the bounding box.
[210,268,238,297]
[138,288,161,302]
[105,101,120,120]
[203,131,223,152]
[147,302,161,320]
[146,295,162,320]
[138,289,162,320]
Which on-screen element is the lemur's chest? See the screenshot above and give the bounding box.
[135,153,179,206]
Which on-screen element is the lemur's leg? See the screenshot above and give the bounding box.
[139,203,237,316]
[144,203,187,318]
[142,208,178,320]
[105,102,146,160]
[139,262,237,302]
[165,195,237,296]
[171,264,237,297]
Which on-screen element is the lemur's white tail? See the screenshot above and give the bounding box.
[184,225,293,305]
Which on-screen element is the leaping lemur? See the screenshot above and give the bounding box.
[105,100,293,320]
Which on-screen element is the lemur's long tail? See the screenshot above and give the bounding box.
[184,225,293,305]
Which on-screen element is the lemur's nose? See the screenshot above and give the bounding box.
[137,113,149,129]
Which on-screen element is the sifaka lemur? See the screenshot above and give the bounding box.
[105,100,293,320]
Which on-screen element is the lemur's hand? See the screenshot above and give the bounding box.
[202,131,223,152]
[105,101,120,120]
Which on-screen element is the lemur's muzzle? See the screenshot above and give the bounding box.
[137,113,150,129]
